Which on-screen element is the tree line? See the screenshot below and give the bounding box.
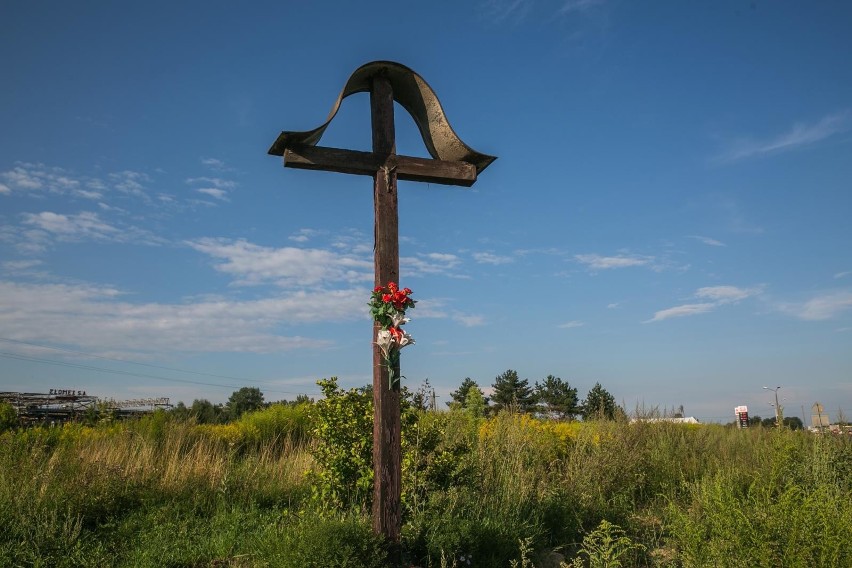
[446,370,620,420]
[169,387,312,424]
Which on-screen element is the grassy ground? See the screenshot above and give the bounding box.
[1,404,850,567]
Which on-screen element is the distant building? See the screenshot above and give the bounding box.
[630,416,700,425]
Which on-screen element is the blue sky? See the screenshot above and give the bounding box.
[1,1,850,422]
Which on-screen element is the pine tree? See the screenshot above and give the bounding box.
[535,375,579,420]
[581,382,617,420]
[491,369,536,413]
[448,377,487,409]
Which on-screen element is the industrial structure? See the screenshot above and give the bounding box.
[0,390,171,425]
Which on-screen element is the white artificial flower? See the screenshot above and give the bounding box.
[397,330,415,349]
[376,329,394,357]
[390,311,410,327]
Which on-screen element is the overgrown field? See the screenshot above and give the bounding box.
[2,389,851,567]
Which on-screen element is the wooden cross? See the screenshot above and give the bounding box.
[269,61,495,544]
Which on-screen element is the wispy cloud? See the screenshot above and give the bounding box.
[196,188,229,201]
[646,285,761,323]
[15,211,164,251]
[646,303,716,323]
[409,297,485,328]
[695,285,762,304]
[1,163,80,193]
[473,252,514,265]
[558,320,584,329]
[454,314,486,327]
[186,175,237,203]
[2,259,47,278]
[835,271,851,279]
[402,252,465,278]
[109,170,150,198]
[575,253,651,270]
[481,0,606,23]
[717,110,851,163]
[688,235,726,247]
[0,280,345,356]
[481,0,532,23]
[186,176,237,189]
[776,290,852,321]
[289,229,320,243]
[200,157,234,172]
[187,237,373,288]
[23,211,120,239]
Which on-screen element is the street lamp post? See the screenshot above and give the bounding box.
[763,386,782,427]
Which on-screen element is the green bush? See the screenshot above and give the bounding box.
[0,402,17,432]
[308,377,375,509]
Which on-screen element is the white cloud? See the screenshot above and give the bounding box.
[109,170,150,198]
[695,285,761,304]
[0,280,352,356]
[454,314,486,327]
[777,291,852,321]
[74,189,103,200]
[835,271,851,279]
[186,176,237,189]
[15,210,165,250]
[688,235,726,247]
[646,303,716,322]
[0,182,10,194]
[558,320,584,329]
[187,237,372,287]
[3,259,42,271]
[201,158,230,171]
[23,211,120,238]
[2,259,44,277]
[718,110,851,162]
[2,165,45,190]
[575,253,651,270]
[473,252,514,265]
[1,163,83,193]
[197,188,229,201]
[607,303,619,309]
[289,229,319,243]
[402,252,464,277]
[647,285,761,323]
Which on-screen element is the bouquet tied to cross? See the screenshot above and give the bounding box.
[369,282,415,386]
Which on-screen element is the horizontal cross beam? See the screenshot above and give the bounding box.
[282,144,477,187]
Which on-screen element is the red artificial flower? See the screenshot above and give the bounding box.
[389,326,403,340]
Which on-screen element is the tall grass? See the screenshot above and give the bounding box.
[1,405,850,567]
[0,409,315,567]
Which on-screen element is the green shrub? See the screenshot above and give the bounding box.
[308,377,375,509]
[0,402,17,432]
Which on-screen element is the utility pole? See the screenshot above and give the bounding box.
[763,386,782,427]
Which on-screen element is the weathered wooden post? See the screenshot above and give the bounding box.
[268,60,495,546]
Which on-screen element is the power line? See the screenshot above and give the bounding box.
[0,351,320,397]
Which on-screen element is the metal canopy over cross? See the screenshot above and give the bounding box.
[268,60,495,543]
